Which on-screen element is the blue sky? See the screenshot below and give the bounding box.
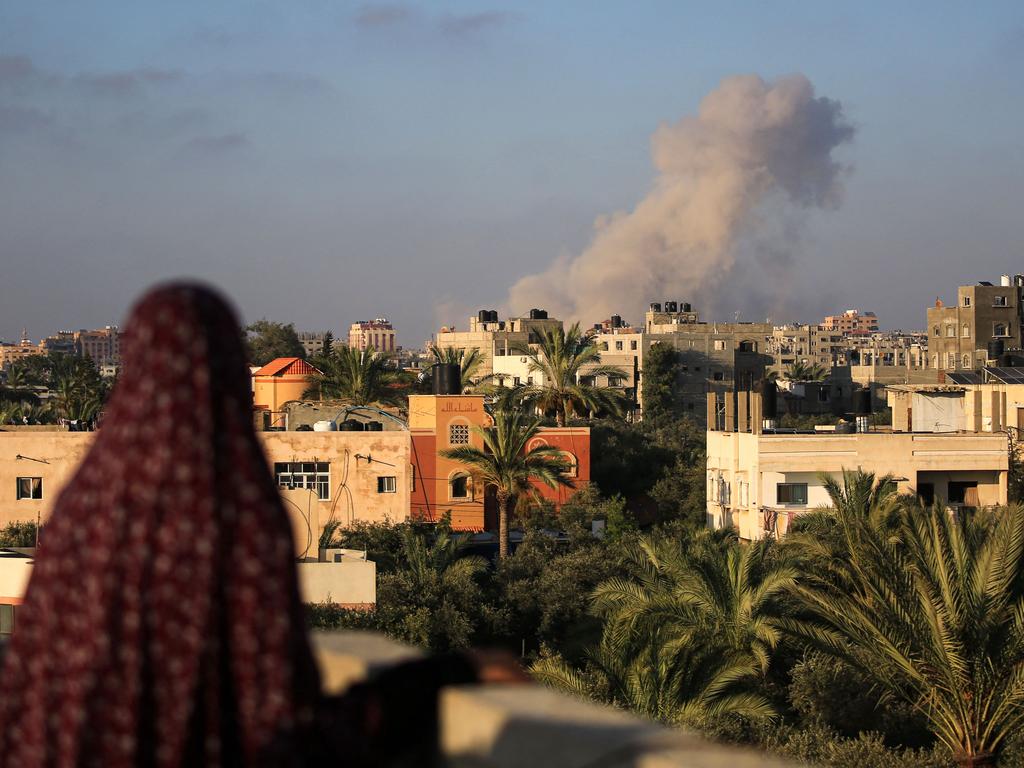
[1,1,1022,343]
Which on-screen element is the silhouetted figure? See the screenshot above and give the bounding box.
[0,284,478,767]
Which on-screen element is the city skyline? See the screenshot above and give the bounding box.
[2,2,1023,344]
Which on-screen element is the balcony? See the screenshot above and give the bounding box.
[313,631,795,768]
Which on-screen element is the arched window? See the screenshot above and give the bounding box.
[962,354,971,368]
[557,452,578,478]
[962,324,970,337]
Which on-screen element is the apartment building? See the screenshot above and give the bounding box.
[75,326,121,367]
[0,333,43,370]
[297,331,330,358]
[433,309,563,379]
[927,275,1024,373]
[349,318,396,354]
[767,324,844,372]
[706,388,1009,540]
[822,309,879,336]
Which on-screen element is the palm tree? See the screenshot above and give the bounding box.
[514,323,627,426]
[784,361,828,382]
[532,532,793,723]
[440,410,573,558]
[428,345,490,392]
[785,480,1024,766]
[303,346,405,407]
[398,520,487,591]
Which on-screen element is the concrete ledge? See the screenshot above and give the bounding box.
[312,631,795,768]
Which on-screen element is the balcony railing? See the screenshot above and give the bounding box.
[313,630,797,768]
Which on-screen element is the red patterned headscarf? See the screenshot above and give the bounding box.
[0,283,321,767]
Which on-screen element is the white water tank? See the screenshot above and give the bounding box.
[1001,274,1011,286]
[313,420,337,432]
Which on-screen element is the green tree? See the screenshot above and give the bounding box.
[786,475,1024,767]
[784,361,829,382]
[0,521,38,548]
[641,342,683,422]
[441,410,573,559]
[533,532,792,723]
[245,319,305,366]
[428,345,490,392]
[303,346,405,407]
[321,331,334,357]
[514,323,627,426]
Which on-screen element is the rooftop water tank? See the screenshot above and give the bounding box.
[664,301,678,313]
[650,302,662,312]
[364,420,383,432]
[338,420,364,432]
[313,420,337,432]
[431,363,462,395]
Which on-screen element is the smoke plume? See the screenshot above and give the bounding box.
[505,74,854,323]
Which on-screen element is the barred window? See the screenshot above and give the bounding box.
[449,423,470,445]
[274,462,330,500]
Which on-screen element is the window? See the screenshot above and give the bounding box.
[449,423,470,445]
[947,352,957,369]
[962,324,970,337]
[994,296,1008,307]
[450,474,470,499]
[0,605,14,636]
[712,371,724,381]
[377,476,396,493]
[274,462,330,500]
[963,354,972,368]
[615,341,623,351]
[713,340,727,351]
[933,326,940,337]
[776,483,808,505]
[16,477,42,500]
[558,452,578,478]
[630,340,637,351]
[994,323,1008,338]
[946,326,955,337]
[963,296,971,307]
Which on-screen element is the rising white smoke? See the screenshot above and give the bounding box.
[505,74,854,323]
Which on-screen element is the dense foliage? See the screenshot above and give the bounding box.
[245,319,306,366]
[1,353,110,425]
[308,456,1024,767]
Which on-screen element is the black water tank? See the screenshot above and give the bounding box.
[488,310,499,322]
[529,308,541,319]
[477,309,489,323]
[611,314,622,328]
[665,301,678,313]
[364,421,383,431]
[650,302,662,312]
[758,379,778,417]
[988,339,1005,360]
[682,303,692,312]
[432,363,462,395]
[339,420,364,432]
[854,389,872,416]
[537,309,548,319]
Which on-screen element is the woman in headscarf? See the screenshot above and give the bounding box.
[0,283,490,767]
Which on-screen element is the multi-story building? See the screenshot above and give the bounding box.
[706,388,1009,540]
[349,319,396,354]
[0,389,590,535]
[39,331,77,356]
[74,326,121,367]
[433,309,563,379]
[297,331,331,358]
[927,275,1024,373]
[0,332,44,370]
[822,309,879,336]
[767,324,844,372]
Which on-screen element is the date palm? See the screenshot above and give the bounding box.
[785,484,1024,767]
[514,323,627,426]
[303,346,405,407]
[532,531,793,723]
[784,360,828,382]
[440,410,573,558]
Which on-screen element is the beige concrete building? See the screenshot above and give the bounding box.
[434,310,563,379]
[75,326,121,367]
[0,428,413,535]
[767,324,844,372]
[0,335,44,370]
[706,390,1009,541]
[822,309,879,336]
[927,275,1024,373]
[349,319,396,353]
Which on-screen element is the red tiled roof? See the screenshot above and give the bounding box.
[254,357,320,377]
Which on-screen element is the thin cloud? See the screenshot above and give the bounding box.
[354,4,415,28]
[183,132,248,154]
[438,10,517,37]
[0,105,52,134]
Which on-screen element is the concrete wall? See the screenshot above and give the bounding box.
[0,554,33,604]
[296,559,376,607]
[0,431,412,532]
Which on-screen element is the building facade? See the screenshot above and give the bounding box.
[706,389,1009,541]
[927,275,1024,373]
[349,319,396,353]
[822,309,879,336]
[433,310,563,379]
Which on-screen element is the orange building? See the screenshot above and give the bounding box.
[408,393,590,531]
[252,357,321,415]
